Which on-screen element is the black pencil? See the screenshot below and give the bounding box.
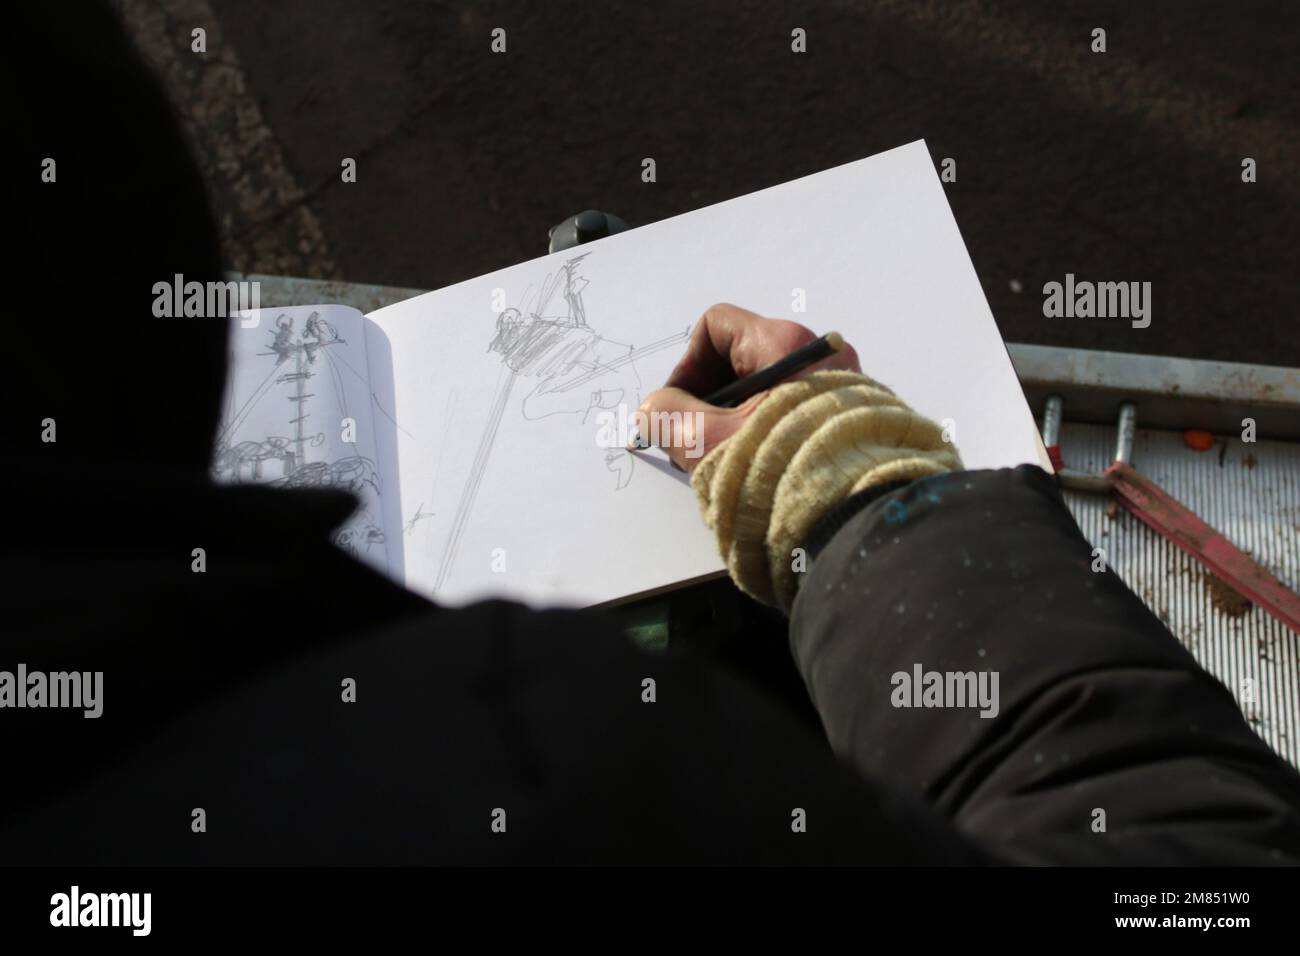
[628,331,844,450]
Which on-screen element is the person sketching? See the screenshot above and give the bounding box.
[4,2,1300,866]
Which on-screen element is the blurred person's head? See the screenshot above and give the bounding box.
[6,2,227,476]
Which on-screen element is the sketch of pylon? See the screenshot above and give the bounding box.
[264,311,344,475]
[432,255,690,594]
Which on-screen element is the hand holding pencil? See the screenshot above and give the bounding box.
[640,304,957,609]
[632,303,862,471]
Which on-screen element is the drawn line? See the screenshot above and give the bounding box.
[433,365,516,593]
[323,349,350,419]
[217,358,282,445]
[372,392,415,441]
[552,330,690,393]
[328,346,372,392]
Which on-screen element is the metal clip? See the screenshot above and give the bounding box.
[1041,395,1137,493]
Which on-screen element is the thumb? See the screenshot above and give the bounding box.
[635,387,757,472]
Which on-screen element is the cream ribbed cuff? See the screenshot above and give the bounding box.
[691,370,962,611]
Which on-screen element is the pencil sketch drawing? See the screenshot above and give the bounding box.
[404,502,436,535]
[214,311,386,562]
[433,254,689,592]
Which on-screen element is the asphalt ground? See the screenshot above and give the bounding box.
[117,0,1298,366]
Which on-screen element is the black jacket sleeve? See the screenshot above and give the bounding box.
[789,464,1300,864]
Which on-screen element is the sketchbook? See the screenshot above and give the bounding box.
[216,140,1051,608]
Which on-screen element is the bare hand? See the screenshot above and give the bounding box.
[636,304,861,472]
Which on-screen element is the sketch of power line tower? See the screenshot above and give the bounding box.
[215,312,341,481]
[431,254,689,593]
[267,311,338,477]
[214,311,384,559]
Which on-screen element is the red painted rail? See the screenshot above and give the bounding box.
[1107,461,1300,635]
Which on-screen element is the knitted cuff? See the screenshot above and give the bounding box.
[690,370,962,611]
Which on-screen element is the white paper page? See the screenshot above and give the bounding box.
[369,140,1051,607]
[216,305,396,575]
